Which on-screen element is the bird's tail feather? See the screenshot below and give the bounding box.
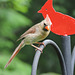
[4,40,24,68]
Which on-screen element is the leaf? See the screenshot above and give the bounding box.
[12,0,31,13]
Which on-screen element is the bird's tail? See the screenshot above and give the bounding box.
[4,40,25,68]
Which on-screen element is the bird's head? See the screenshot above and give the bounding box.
[41,14,52,31]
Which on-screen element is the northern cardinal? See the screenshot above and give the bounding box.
[5,15,52,68]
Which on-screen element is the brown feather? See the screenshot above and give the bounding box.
[17,25,37,41]
[4,41,24,68]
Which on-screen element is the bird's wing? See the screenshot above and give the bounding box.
[17,25,36,41]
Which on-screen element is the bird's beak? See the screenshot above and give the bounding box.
[45,25,50,31]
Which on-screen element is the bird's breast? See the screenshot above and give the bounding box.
[24,30,50,45]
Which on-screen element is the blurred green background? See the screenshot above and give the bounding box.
[0,0,75,75]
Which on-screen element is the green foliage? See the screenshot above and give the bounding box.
[0,0,32,74]
[0,0,32,53]
[0,53,31,75]
[54,5,67,13]
[12,0,31,13]
[0,38,13,49]
[73,10,75,17]
[0,9,32,38]
[40,72,60,75]
[0,0,31,13]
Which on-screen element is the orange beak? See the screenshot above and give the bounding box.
[45,26,50,31]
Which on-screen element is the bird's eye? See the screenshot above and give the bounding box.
[44,23,47,26]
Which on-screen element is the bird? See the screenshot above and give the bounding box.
[4,14,52,68]
[38,0,75,36]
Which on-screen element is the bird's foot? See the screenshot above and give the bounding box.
[35,42,45,47]
[31,44,43,53]
[35,48,43,53]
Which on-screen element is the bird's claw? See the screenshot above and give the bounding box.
[38,42,45,47]
[35,48,43,53]
[41,42,45,47]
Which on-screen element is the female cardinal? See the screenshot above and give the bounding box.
[5,15,52,68]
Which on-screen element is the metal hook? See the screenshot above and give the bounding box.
[31,39,67,75]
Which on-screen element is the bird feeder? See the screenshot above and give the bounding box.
[31,0,75,75]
